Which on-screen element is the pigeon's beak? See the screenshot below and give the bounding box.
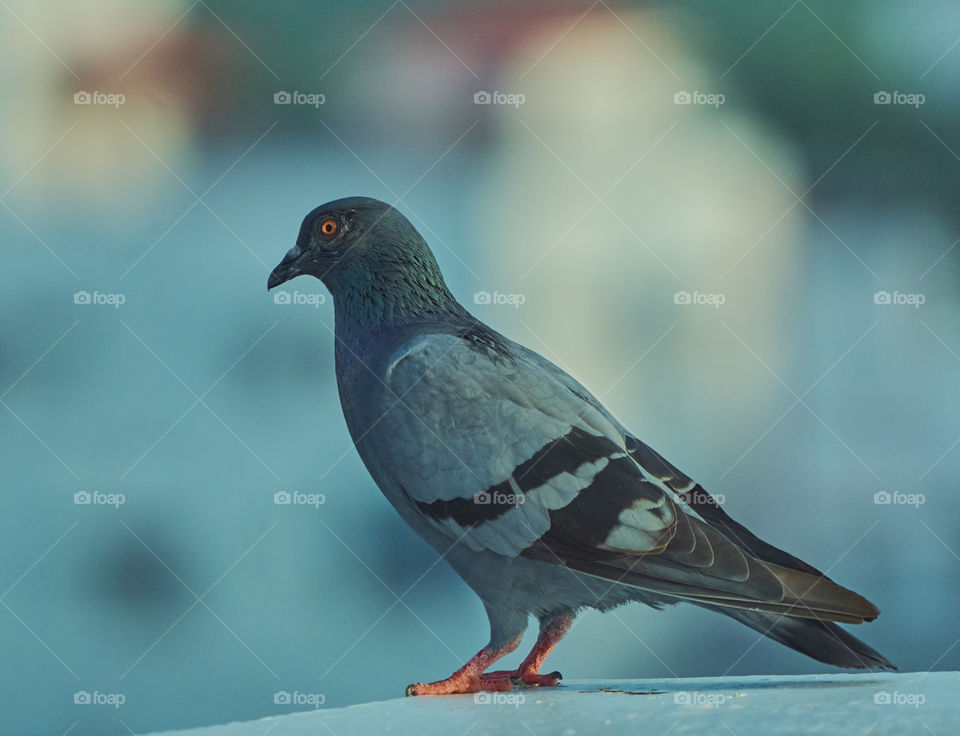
[267,245,304,290]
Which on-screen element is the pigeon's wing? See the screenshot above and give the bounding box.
[375,330,631,557]
[376,331,879,625]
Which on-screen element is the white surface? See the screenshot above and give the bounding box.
[143,672,957,736]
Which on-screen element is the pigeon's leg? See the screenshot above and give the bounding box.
[481,612,573,687]
[405,634,524,696]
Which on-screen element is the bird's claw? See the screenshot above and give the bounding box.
[515,670,563,687]
[406,669,562,696]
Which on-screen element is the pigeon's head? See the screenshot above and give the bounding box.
[267,196,448,298]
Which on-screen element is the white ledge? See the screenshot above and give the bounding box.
[144,672,958,736]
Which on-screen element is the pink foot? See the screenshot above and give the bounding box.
[405,616,572,696]
[406,674,513,696]
[481,669,563,687]
[406,637,523,696]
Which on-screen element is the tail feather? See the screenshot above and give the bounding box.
[763,562,880,622]
[619,436,894,669]
[581,559,880,625]
[707,606,897,671]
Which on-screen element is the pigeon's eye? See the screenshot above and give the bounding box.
[318,218,338,238]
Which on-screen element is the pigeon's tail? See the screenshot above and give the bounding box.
[748,562,881,625]
[702,605,897,671]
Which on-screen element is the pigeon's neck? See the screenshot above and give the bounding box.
[331,266,468,350]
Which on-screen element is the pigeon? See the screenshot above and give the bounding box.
[268,196,894,696]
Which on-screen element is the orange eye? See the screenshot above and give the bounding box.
[318,218,338,237]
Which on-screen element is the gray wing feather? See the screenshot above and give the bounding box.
[373,332,663,556]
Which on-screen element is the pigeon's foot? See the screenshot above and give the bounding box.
[406,667,562,695]
[406,674,514,696]
[405,615,574,696]
[406,635,523,696]
[481,669,563,687]
[494,613,572,688]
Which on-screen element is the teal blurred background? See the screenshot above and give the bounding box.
[2,1,959,734]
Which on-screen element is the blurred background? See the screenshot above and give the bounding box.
[2,1,959,734]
